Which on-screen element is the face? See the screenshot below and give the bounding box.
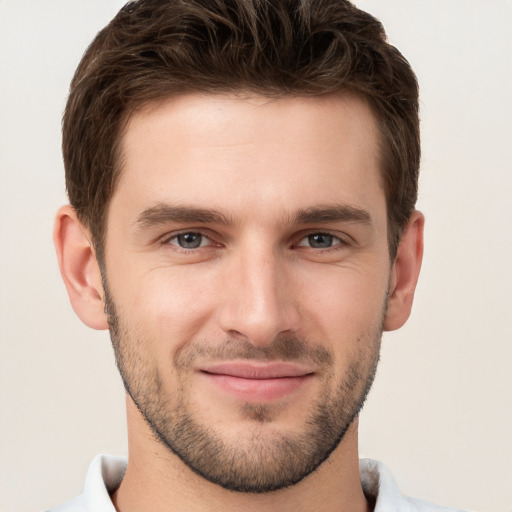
[103,93,391,492]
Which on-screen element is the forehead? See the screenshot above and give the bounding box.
[112,92,384,225]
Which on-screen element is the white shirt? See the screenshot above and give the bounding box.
[46,454,466,511]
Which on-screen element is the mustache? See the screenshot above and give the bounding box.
[174,336,334,370]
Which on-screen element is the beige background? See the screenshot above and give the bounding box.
[1,1,511,511]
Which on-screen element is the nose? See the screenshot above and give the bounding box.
[217,246,301,347]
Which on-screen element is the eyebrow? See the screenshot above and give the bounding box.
[134,204,232,229]
[133,203,373,229]
[293,205,372,226]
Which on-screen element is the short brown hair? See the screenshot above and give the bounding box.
[63,0,419,261]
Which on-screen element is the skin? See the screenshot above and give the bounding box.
[54,92,424,512]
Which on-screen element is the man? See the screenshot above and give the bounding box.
[50,0,463,510]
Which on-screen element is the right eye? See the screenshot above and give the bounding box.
[166,232,212,250]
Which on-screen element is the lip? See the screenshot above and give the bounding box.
[198,362,315,402]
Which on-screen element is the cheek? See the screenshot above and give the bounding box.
[299,269,386,390]
[297,263,389,342]
[116,266,220,343]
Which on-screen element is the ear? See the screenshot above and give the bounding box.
[53,205,108,330]
[384,210,424,331]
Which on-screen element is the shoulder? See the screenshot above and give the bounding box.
[360,458,469,512]
[42,494,87,512]
[44,454,127,512]
[404,496,468,512]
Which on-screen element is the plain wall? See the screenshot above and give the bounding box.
[1,1,511,511]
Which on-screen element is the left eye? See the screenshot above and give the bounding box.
[297,233,342,249]
[168,232,210,249]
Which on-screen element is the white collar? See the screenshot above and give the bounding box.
[49,454,464,511]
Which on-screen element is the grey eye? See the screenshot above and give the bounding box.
[174,233,204,249]
[307,233,334,248]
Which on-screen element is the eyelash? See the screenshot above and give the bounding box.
[162,231,218,253]
[295,232,346,251]
[161,230,349,253]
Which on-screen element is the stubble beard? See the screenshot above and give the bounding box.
[104,283,383,493]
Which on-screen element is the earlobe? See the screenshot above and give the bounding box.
[53,205,109,330]
[384,210,424,332]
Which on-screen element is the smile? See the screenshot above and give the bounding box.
[198,362,315,402]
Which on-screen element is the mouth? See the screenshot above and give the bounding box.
[198,362,315,402]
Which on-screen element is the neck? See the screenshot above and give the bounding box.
[112,398,370,512]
